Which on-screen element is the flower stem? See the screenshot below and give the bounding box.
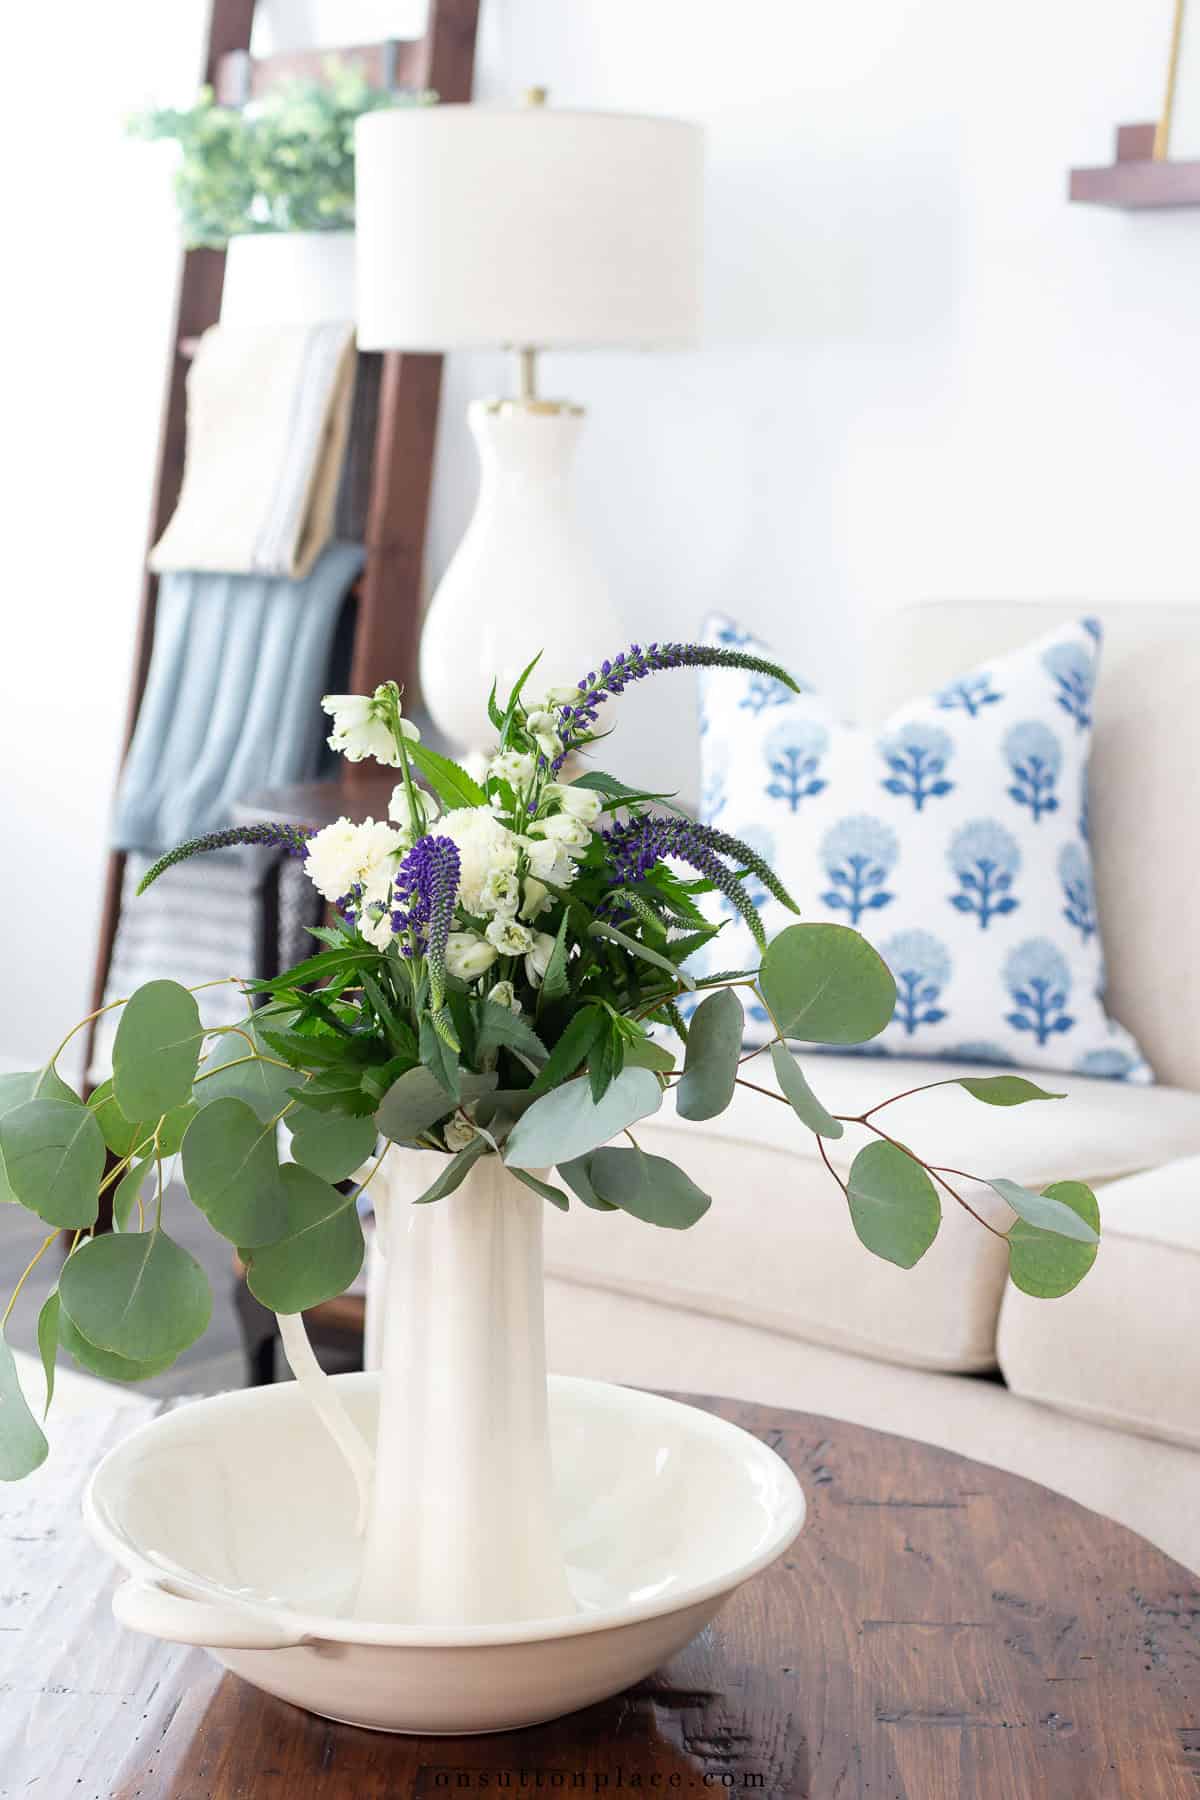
[1,1233,57,1329]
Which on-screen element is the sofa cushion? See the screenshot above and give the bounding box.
[694,612,1150,1080]
[543,1058,1200,1375]
[998,1154,1200,1450]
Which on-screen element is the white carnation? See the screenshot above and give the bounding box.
[485,916,534,956]
[304,817,405,905]
[525,930,558,988]
[445,932,498,980]
[432,809,521,914]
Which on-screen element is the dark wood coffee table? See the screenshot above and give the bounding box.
[4,1393,1198,1798]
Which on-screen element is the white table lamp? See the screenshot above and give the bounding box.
[354,95,703,751]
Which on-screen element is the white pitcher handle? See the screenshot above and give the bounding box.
[112,1577,307,1651]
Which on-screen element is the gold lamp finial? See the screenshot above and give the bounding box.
[523,85,549,108]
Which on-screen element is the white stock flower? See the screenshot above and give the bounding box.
[525,710,563,759]
[546,782,604,824]
[443,1113,477,1152]
[535,812,592,852]
[479,869,521,916]
[485,916,534,956]
[488,749,536,789]
[524,930,558,988]
[321,687,419,767]
[520,877,552,920]
[388,782,437,839]
[487,980,521,1013]
[445,932,498,980]
[304,817,404,905]
[521,834,578,890]
[432,809,521,913]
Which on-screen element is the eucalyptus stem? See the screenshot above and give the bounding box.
[2,1233,57,1329]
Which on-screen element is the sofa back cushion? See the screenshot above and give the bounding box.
[861,602,1200,1090]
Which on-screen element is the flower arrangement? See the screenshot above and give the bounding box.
[0,647,1101,1480]
[130,62,431,249]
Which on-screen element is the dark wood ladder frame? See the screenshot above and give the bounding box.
[84,0,481,1081]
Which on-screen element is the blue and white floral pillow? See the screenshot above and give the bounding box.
[694,614,1152,1082]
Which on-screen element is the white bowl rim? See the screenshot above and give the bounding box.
[84,1373,806,1649]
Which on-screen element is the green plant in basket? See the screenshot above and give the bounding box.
[0,645,1101,1478]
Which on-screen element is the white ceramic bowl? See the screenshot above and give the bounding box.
[84,1374,805,1734]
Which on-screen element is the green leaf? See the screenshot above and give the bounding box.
[987,1176,1099,1244]
[241,1166,364,1311]
[487,678,505,733]
[675,988,743,1121]
[0,1332,48,1479]
[588,1021,622,1104]
[36,1291,59,1418]
[760,924,897,1044]
[587,1146,711,1229]
[475,1002,549,1067]
[557,1154,618,1211]
[510,1167,570,1211]
[622,1036,677,1075]
[570,770,681,810]
[420,1013,461,1101]
[113,1156,156,1232]
[538,909,572,1005]
[87,1078,195,1160]
[0,1069,78,1204]
[504,1069,663,1170]
[956,1076,1066,1107]
[414,1136,489,1202]
[58,1308,176,1384]
[406,740,486,811]
[195,1021,299,1121]
[769,1043,844,1139]
[289,1108,377,1184]
[0,1098,103,1228]
[377,1066,497,1145]
[181,1096,290,1246]
[359,972,418,1059]
[846,1141,941,1268]
[113,980,204,1118]
[59,1228,212,1362]
[588,920,696,990]
[1007,1181,1100,1298]
[249,945,382,993]
[289,1066,376,1118]
[527,1007,607,1098]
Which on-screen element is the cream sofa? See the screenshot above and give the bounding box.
[542,601,1200,1574]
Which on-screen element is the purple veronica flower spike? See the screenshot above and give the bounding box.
[603,816,800,952]
[555,642,798,761]
[137,822,316,895]
[387,835,461,1037]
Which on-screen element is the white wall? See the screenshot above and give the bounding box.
[1,0,1194,1069]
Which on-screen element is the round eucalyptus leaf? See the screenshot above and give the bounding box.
[846,1140,941,1268]
[503,1069,663,1171]
[0,1068,79,1204]
[509,1167,570,1211]
[1008,1181,1100,1298]
[36,1291,59,1419]
[557,1154,618,1212]
[675,989,743,1122]
[414,1137,488,1204]
[58,1307,177,1384]
[0,1097,103,1228]
[769,1043,844,1139]
[112,1156,156,1232]
[0,1332,48,1480]
[181,1096,290,1247]
[59,1228,211,1364]
[193,1020,296,1122]
[113,980,204,1119]
[587,1147,711,1230]
[288,1107,378,1184]
[622,1037,677,1075]
[760,924,896,1045]
[956,1076,1065,1107]
[987,1176,1099,1244]
[376,1066,497,1145]
[88,1079,195,1160]
[241,1164,364,1313]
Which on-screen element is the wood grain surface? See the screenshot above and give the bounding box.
[2,1392,1197,1798]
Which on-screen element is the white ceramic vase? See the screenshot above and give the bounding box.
[356,1149,574,1626]
[219,229,356,326]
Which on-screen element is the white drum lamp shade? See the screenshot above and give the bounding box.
[354,106,703,351]
[353,103,704,753]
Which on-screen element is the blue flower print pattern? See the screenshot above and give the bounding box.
[948,820,1021,930]
[935,671,1003,717]
[1042,640,1095,731]
[713,619,753,648]
[1003,721,1061,823]
[1058,841,1096,942]
[881,930,951,1034]
[764,719,829,812]
[943,1041,1016,1067]
[820,816,898,926]
[879,722,955,812]
[1082,616,1103,644]
[701,740,729,824]
[1074,1048,1140,1080]
[1004,939,1075,1045]
[740,674,794,715]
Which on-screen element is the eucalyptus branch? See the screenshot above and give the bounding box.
[1,1233,57,1329]
[853,1117,1006,1239]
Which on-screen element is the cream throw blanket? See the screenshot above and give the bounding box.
[150,321,356,580]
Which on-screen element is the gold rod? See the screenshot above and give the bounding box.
[1156,0,1186,161]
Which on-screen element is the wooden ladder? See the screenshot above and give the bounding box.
[84,0,481,1081]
